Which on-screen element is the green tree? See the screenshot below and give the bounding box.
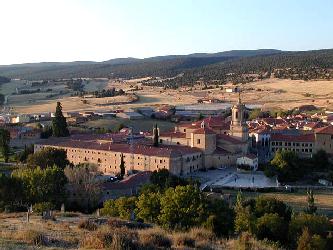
[204,199,235,236]
[17,144,34,163]
[297,227,327,250]
[101,197,137,220]
[312,150,329,170]
[255,213,288,244]
[153,124,159,147]
[27,147,69,169]
[119,153,125,179]
[158,185,206,229]
[100,199,119,217]
[289,213,330,247]
[254,196,291,221]
[270,150,301,181]
[52,102,69,137]
[0,128,10,162]
[234,191,254,234]
[12,165,67,206]
[0,174,24,211]
[305,189,317,215]
[135,191,161,223]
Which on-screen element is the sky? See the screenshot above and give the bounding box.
[0,0,332,65]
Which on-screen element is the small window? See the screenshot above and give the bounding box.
[197,139,201,144]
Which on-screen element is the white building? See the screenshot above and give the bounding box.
[236,154,258,171]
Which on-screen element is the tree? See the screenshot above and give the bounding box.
[17,144,34,163]
[12,165,67,206]
[270,150,301,182]
[0,174,24,211]
[27,147,69,169]
[254,196,291,221]
[289,213,330,247]
[64,164,102,212]
[150,169,190,190]
[255,213,288,244]
[312,150,329,170]
[158,185,206,229]
[153,124,159,147]
[0,128,10,162]
[234,192,254,234]
[52,102,69,137]
[101,197,137,220]
[204,199,235,236]
[119,153,125,179]
[297,227,327,250]
[135,191,161,223]
[305,189,317,215]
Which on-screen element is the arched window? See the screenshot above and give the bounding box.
[235,111,238,119]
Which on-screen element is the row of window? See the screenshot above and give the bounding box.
[271,147,312,153]
[271,141,313,147]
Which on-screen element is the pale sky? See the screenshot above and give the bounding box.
[0,0,332,65]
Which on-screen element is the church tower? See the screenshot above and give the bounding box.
[230,92,249,142]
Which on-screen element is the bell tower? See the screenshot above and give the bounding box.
[230,92,248,142]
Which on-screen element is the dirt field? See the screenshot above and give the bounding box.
[3,78,333,114]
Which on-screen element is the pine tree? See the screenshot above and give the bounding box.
[153,124,159,147]
[306,189,317,214]
[0,128,10,162]
[52,102,69,137]
[234,191,252,234]
[119,153,125,179]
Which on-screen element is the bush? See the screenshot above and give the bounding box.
[138,227,171,249]
[33,202,55,215]
[189,227,215,242]
[78,219,98,231]
[80,227,137,249]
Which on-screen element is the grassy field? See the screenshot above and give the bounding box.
[82,117,175,133]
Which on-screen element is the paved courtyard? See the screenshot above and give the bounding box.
[186,167,278,190]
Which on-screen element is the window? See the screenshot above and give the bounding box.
[197,139,201,144]
[160,139,163,143]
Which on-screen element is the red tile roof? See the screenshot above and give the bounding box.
[271,133,315,142]
[315,125,333,135]
[159,132,186,138]
[103,171,151,190]
[37,137,202,158]
[193,127,216,135]
[217,134,243,144]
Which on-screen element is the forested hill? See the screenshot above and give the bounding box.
[0,49,332,82]
[0,49,282,80]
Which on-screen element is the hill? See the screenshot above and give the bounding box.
[0,49,332,84]
[0,49,282,80]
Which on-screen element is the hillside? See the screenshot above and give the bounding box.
[0,49,332,84]
[0,49,282,80]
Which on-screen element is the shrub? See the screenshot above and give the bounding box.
[78,219,98,231]
[138,227,171,249]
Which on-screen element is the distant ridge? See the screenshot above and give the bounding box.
[0,49,332,81]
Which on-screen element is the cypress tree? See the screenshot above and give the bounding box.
[153,124,159,147]
[52,102,69,137]
[0,128,10,162]
[119,153,125,179]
